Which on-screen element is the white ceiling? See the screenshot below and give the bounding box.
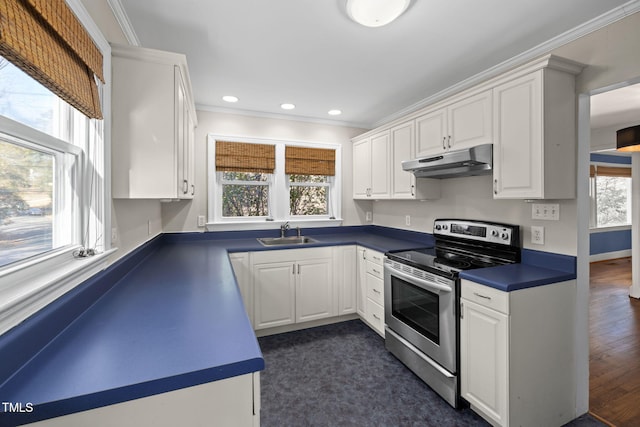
[115,0,633,129]
[591,83,640,130]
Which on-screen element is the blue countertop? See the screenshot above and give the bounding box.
[460,263,576,292]
[0,226,576,425]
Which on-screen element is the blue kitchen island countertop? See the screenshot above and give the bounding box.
[460,263,576,292]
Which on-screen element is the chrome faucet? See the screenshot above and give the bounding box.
[280,222,290,238]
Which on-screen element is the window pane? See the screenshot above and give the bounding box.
[290,186,328,215]
[289,174,328,183]
[596,176,631,227]
[222,172,269,182]
[0,56,63,138]
[0,139,55,267]
[222,184,269,217]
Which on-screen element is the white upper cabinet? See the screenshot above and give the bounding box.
[390,121,440,200]
[492,60,581,199]
[415,90,492,157]
[112,44,197,200]
[352,131,390,199]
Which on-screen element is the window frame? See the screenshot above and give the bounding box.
[589,161,632,229]
[287,174,333,219]
[217,171,273,222]
[207,134,342,231]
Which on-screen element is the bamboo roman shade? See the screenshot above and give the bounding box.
[590,165,631,178]
[215,141,276,173]
[285,146,336,176]
[0,0,104,119]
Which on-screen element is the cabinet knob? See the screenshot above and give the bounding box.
[191,184,195,196]
[447,135,451,149]
[442,136,446,150]
[411,184,415,197]
[493,179,498,195]
[183,179,188,194]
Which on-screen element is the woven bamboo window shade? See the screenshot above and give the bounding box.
[215,141,276,173]
[285,146,336,176]
[0,0,104,119]
[590,165,631,178]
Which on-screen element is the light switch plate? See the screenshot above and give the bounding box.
[532,203,560,220]
[197,215,206,227]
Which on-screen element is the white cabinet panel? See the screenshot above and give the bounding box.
[229,252,252,326]
[296,258,333,323]
[370,132,390,199]
[253,261,296,330]
[415,109,447,157]
[334,246,357,316]
[112,44,197,200]
[353,138,371,198]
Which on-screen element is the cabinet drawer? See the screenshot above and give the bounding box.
[461,279,509,314]
[366,274,384,305]
[366,260,384,279]
[365,249,385,265]
[366,298,385,336]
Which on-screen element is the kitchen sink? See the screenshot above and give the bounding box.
[257,236,318,246]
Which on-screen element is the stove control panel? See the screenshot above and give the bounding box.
[434,219,519,246]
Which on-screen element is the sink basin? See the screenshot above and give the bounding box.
[257,236,318,246]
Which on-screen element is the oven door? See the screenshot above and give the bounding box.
[384,261,457,373]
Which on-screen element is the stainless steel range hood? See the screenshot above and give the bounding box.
[402,144,493,179]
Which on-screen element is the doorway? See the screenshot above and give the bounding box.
[584,82,640,426]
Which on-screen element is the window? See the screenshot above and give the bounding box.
[209,136,341,228]
[289,175,330,216]
[0,57,82,269]
[221,172,271,217]
[590,163,632,228]
[0,0,109,334]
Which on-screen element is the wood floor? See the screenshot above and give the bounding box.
[589,258,640,427]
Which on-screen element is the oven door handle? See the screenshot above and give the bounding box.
[387,266,453,294]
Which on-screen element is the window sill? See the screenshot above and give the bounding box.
[589,225,631,233]
[206,218,343,232]
[0,247,117,335]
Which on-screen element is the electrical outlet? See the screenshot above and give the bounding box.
[366,211,372,222]
[111,227,117,243]
[197,215,206,227]
[405,215,411,226]
[531,226,544,245]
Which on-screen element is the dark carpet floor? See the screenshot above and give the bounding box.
[258,319,604,427]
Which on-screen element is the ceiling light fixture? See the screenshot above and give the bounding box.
[346,0,411,28]
[328,109,342,116]
[616,125,640,152]
[222,95,238,103]
[281,103,296,110]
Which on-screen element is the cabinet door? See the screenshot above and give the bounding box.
[460,298,508,427]
[415,108,447,157]
[352,139,371,199]
[296,258,333,323]
[175,67,189,199]
[356,247,367,317]
[492,71,543,199]
[391,122,416,199]
[370,132,390,198]
[448,90,492,150]
[253,262,296,330]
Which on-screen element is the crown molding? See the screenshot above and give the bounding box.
[106,0,141,46]
[373,0,640,128]
[195,104,371,130]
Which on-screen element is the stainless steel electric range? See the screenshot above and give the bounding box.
[384,219,520,408]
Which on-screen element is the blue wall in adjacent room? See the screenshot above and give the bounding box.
[590,229,631,255]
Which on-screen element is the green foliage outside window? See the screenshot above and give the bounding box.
[289,174,328,216]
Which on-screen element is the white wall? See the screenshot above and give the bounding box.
[161,110,370,232]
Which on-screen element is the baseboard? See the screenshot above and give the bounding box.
[254,314,359,337]
[590,249,632,263]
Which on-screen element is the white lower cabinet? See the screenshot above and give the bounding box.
[460,279,576,427]
[356,246,385,336]
[251,247,334,331]
[334,246,357,316]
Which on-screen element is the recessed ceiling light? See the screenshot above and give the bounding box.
[346,0,411,27]
[222,95,239,103]
[328,109,342,116]
[281,103,296,110]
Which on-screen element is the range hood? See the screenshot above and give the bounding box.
[402,144,493,179]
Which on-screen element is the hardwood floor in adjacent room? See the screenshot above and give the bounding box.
[589,258,640,427]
